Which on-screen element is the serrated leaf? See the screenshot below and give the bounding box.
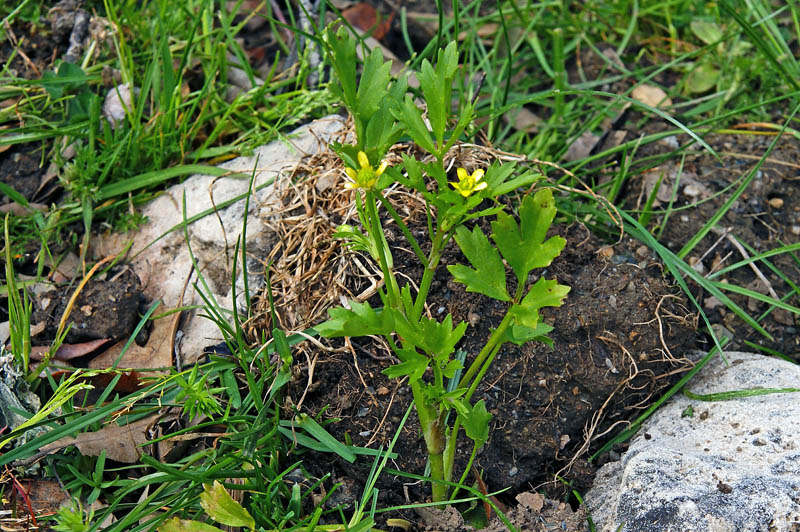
[314,300,393,338]
[509,278,570,329]
[365,98,401,157]
[356,47,392,120]
[397,94,436,154]
[326,26,358,113]
[460,399,491,448]
[492,189,566,285]
[447,225,510,301]
[418,41,459,152]
[158,518,223,532]
[199,481,255,530]
[383,348,429,381]
[411,315,467,358]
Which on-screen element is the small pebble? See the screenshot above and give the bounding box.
[688,256,705,274]
[468,312,480,326]
[508,466,518,477]
[790,226,800,236]
[684,184,702,197]
[359,430,371,437]
[768,197,784,209]
[598,246,614,259]
[659,135,679,150]
[356,407,369,417]
[376,386,389,396]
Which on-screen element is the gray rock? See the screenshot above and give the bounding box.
[585,351,800,532]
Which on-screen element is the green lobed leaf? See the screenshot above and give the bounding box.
[397,94,436,154]
[509,278,570,329]
[492,189,566,286]
[325,26,358,114]
[356,46,392,121]
[383,347,429,381]
[199,481,255,530]
[314,300,394,338]
[364,99,401,158]
[502,323,555,346]
[418,41,459,151]
[394,313,467,361]
[447,225,510,302]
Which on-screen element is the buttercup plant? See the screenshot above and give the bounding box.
[317,27,570,503]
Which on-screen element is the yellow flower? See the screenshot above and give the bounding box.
[344,151,388,191]
[450,167,487,197]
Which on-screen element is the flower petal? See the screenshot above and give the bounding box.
[472,169,485,182]
[457,167,469,182]
[357,151,370,169]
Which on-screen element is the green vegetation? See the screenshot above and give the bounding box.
[1,0,798,530]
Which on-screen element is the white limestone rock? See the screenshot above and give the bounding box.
[96,116,345,364]
[585,351,800,532]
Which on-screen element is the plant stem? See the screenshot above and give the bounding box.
[366,191,400,307]
[412,229,445,321]
[451,443,479,501]
[459,280,525,391]
[410,379,448,501]
[458,311,514,392]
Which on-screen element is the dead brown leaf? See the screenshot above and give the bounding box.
[39,414,158,463]
[89,312,174,370]
[342,3,393,40]
[632,84,673,109]
[29,338,112,361]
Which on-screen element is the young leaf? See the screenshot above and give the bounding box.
[393,313,467,360]
[492,189,566,286]
[397,94,436,155]
[447,225,510,302]
[356,47,392,120]
[503,323,555,346]
[199,481,255,530]
[460,399,491,448]
[509,278,570,329]
[418,41,459,150]
[314,300,394,338]
[325,26,358,114]
[383,347,429,381]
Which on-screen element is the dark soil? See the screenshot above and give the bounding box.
[601,119,800,360]
[29,265,147,346]
[290,216,697,529]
